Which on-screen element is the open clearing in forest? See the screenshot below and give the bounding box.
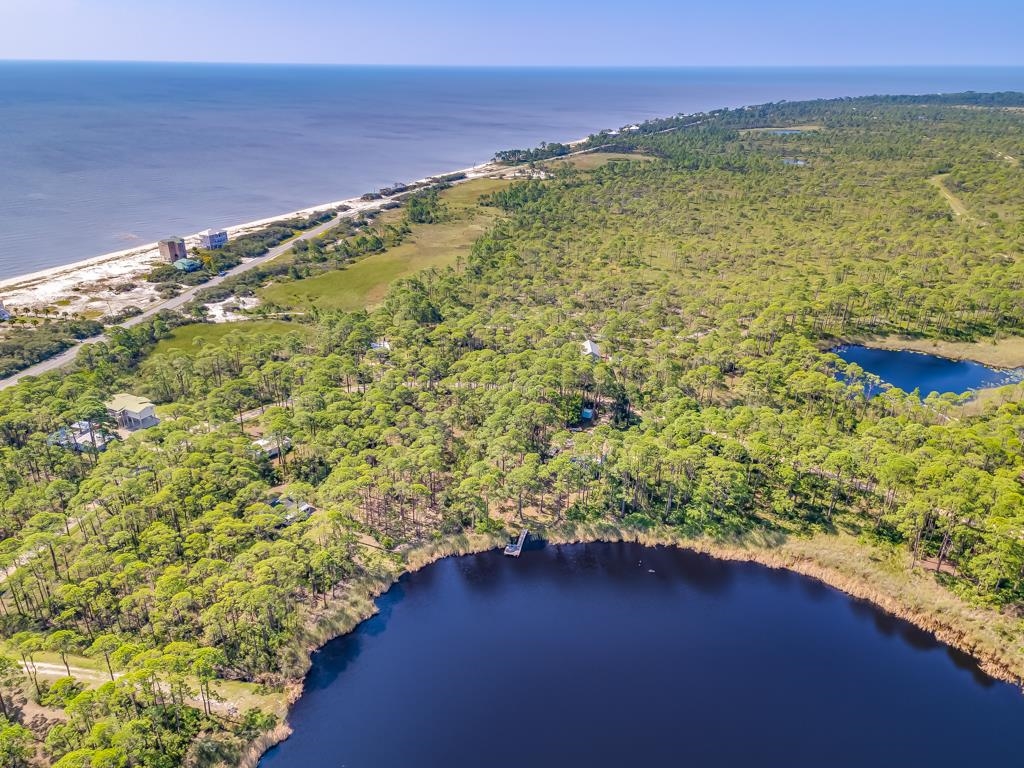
[739,124,824,135]
[993,149,1020,167]
[4,644,288,717]
[152,320,312,355]
[259,177,509,312]
[854,334,1024,369]
[929,173,972,218]
[548,151,656,170]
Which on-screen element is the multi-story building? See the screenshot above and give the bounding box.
[158,237,188,262]
[198,228,228,249]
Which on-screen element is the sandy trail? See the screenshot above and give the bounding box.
[929,173,973,219]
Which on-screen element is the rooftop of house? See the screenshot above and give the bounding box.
[106,393,154,413]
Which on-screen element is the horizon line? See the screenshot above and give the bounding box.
[3,58,1024,69]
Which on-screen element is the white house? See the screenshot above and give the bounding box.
[106,394,159,430]
[252,436,292,459]
[198,229,228,249]
[581,339,601,360]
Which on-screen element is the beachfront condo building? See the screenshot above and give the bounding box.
[158,237,188,262]
[198,228,228,249]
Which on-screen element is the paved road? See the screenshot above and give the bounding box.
[0,131,685,393]
[0,200,384,391]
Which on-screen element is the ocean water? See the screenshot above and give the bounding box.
[1,63,1023,279]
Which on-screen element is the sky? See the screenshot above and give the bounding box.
[0,0,1022,67]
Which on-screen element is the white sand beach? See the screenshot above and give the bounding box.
[0,150,530,317]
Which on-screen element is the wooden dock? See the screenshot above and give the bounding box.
[504,529,528,557]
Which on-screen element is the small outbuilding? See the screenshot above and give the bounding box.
[581,339,601,360]
[48,420,114,452]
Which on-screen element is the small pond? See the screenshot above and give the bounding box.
[834,345,1024,396]
[260,542,1024,768]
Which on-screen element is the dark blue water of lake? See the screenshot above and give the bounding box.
[260,542,1024,768]
[835,345,1024,396]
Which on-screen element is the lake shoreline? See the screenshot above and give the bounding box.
[247,522,1024,767]
[836,334,1024,370]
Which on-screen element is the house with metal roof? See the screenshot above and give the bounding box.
[106,394,159,430]
[173,258,203,273]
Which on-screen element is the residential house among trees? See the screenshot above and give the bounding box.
[48,420,113,452]
[271,495,316,526]
[173,258,203,273]
[581,339,601,360]
[105,393,159,430]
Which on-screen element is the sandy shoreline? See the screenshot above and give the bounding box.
[0,161,492,316]
[0,139,587,318]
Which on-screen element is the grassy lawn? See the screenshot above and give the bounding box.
[259,177,509,312]
[154,320,312,355]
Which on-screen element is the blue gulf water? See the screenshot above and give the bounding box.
[260,543,1024,768]
[835,345,1024,396]
[2,63,1024,279]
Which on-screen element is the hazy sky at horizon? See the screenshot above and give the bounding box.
[1,0,1022,67]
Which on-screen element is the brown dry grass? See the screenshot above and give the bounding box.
[855,334,1024,368]
[253,518,1024,765]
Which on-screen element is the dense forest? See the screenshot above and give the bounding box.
[0,93,1023,766]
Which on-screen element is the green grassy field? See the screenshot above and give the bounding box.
[548,151,655,170]
[259,177,509,312]
[154,320,312,355]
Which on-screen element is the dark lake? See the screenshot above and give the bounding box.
[260,542,1024,768]
[835,344,1023,396]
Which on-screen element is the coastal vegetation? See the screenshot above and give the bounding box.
[0,318,104,379]
[258,179,507,312]
[0,93,1023,765]
[144,211,338,288]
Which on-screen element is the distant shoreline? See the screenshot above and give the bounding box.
[0,139,589,318]
[0,157,500,315]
